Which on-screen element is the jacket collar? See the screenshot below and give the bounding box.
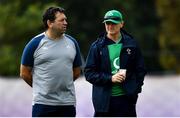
[97,29,135,48]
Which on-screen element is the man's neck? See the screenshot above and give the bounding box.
[45,30,63,40]
[107,32,121,42]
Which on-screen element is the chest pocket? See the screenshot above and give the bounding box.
[120,47,136,69]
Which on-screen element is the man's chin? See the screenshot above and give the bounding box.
[108,32,116,35]
[60,30,66,34]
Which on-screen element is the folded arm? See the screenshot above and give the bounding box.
[73,67,81,81]
[20,64,32,87]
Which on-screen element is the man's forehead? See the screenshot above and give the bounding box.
[55,12,67,19]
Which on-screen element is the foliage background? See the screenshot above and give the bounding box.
[0,0,180,76]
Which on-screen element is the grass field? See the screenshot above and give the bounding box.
[0,75,180,117]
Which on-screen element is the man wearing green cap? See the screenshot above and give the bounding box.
[84,10,147,117]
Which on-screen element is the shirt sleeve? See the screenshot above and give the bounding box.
[21,35,44,67]
[65,34,82,67]
[73,39,82,67]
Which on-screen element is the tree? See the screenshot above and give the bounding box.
[1,0,176,76]
[0,1,57,76]
[156,0,180,73]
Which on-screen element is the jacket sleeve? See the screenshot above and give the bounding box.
[135,45,147,93]
[84,44,112,86]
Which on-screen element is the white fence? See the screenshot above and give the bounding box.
[0,75,180,117]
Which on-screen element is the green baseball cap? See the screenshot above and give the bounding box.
[103,10,123,24]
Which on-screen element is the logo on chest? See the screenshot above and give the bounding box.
[42,47,48,50]
[66,45,71,49]
[113,57,120,69]
[126,48,131,55]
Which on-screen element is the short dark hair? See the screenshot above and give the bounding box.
[43,6,65,29]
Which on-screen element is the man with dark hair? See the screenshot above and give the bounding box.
[20,6,82,117]
[84,9,147,117]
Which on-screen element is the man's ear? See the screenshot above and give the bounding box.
[120,21,124,28]
[47,20,53,28]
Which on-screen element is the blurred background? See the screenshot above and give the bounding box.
[0,0,180,117]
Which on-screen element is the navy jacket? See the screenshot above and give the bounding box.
[84,30,147,112]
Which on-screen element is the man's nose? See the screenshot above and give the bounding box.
[64,20,68,25]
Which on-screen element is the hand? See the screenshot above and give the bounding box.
[112,72,125,83]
